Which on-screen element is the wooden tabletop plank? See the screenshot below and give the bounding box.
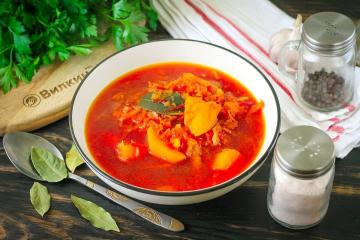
[1,1,360,239]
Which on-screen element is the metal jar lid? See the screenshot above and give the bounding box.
[302,12,356,55]
[275,125,335,178]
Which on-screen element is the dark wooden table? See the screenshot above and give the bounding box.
[1,1,360,239]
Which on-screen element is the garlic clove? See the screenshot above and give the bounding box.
[269,15,302,64]
[284,50,299,74]
[269,29,293,63]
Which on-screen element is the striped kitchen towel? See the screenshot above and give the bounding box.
[152,0,360,158]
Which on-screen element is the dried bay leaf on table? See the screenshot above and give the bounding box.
[65,144,84,173]
[71,195,120,232]
[31,147,68,182]
[30,182,51,217]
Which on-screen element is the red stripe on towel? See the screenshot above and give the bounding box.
[329,117,341,123]
[332,135,340,142]
[328,125,345,134]
[185,0,295,101]
[199,0,270,58]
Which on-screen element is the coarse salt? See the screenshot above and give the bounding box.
[267,125,335,229]
[268,159,334,227]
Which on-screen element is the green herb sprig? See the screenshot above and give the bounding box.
[0,0,158,93]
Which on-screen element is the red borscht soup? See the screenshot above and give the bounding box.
[85,62,265,191]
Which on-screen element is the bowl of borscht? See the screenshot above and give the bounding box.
[70,40,280,205]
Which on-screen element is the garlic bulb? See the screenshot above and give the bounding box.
[269,14,302,64]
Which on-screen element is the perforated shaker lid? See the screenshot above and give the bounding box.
[302,12,356,54]
[275,125,335,178]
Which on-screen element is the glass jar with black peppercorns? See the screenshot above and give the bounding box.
[279,12,358,111]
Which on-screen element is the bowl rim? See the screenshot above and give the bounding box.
[69,39,281,196]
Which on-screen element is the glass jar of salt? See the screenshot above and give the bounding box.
[267,125,335,229]
[279,12,358,111]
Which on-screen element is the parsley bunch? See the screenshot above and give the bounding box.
[0,0,157,93]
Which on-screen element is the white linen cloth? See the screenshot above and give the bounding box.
[152,0,360,158]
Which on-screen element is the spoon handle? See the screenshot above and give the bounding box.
[68,172,184,232]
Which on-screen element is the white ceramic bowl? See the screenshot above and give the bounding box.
[70,40,280,205]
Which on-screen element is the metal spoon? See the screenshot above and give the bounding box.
[2,132,184,232]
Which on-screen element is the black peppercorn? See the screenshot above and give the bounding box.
[301,69,345,109]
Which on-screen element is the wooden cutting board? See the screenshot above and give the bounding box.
[0,42,117,136]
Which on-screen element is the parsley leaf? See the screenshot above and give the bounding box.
[67,45,92,55]
[0,0,158,93]
[112,26,124,50]
[123,24,149,45]
[14,64,29,83]
[0,64,16,93]
[9,18,25,34]
[13,34,31,54]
